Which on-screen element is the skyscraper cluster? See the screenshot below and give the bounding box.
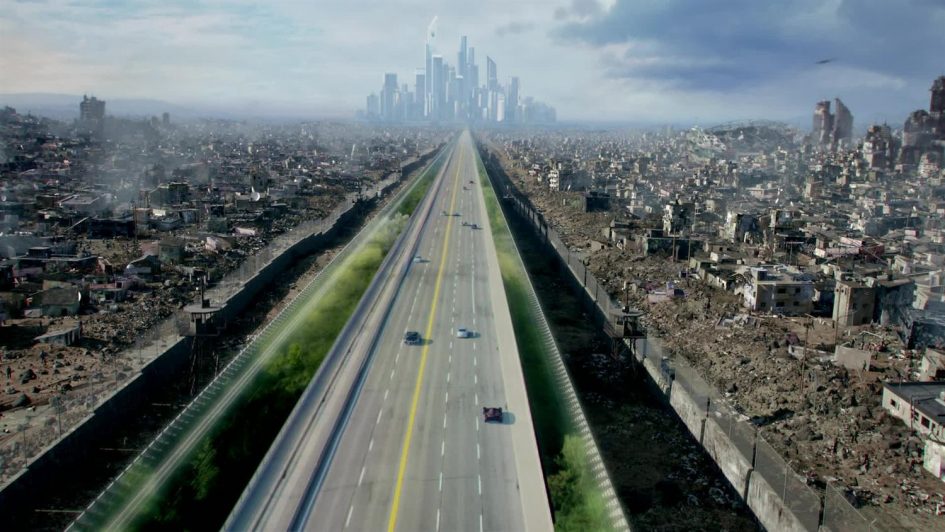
[365,19,556,125]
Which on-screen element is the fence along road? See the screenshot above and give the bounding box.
[229,131,552,531]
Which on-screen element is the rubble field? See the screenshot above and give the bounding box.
[507,194,760,531]
[497,147,945,531]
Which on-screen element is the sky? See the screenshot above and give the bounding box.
[1,0,944,125]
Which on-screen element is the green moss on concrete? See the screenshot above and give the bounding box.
[473,141,612,532]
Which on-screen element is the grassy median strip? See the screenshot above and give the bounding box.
[129,215,410,530]
[72,145,449,531]
[474,145,611,532]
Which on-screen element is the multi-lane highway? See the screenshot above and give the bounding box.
[228,131,552,531]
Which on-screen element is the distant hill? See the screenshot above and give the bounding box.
[0,93,197,121]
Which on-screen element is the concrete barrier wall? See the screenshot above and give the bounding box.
[668,380,706,444]
[746,467,809,532]
[703,417,753,499]
[640,355,672,396]
[0,338,189,514]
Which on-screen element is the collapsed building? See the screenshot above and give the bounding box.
[812,98,854,150]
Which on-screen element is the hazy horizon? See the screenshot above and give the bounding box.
[2,0,944,125]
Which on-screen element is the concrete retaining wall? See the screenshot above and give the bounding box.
[703,416,753,499]
[746,469,809,532]
[668,379,706,444]
[641,355,672,396]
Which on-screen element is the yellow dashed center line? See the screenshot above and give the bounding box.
[387,144,464,532]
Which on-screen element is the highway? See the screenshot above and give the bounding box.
[227,131,552,531]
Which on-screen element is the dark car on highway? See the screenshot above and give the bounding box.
[403,331,422,345]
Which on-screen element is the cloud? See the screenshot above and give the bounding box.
[553,0,945,93]
[2,0,941,123]
[554,0,606,20]
[495,21,535,37]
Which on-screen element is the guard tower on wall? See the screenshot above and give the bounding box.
[182,297,220,337]
[181,288,223,395]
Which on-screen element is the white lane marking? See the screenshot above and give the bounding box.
[438,471,443,491]
[369,438,374,451]
[476,418,480,432]
[441,440,445,456]
[445,391,449,403]
[473,355,477,366]
[390,369,395,380]
[443,413,447,428]
[474,374,477,385]
[383,389,389,401]
[358,465,366,486]
[436,509,441,531]
[448,354,452,364]
[477,474,482,495]
[446,372,450,384]
[477,442,480,460]
[475,392,479,404]
[449,341,452,349]
[480,514,484,532]
[345,504,354,528]
[376,410,383,425]
[471,254,477,316]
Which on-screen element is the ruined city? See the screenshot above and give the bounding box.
[3,2,945,531]
[474,74,945,530]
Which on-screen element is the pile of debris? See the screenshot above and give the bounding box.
[493,147,945,529]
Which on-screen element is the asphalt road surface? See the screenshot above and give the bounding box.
[309,131,550,532]
[231,131,551,532]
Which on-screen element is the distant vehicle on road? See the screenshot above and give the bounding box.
[456,327,472,338]
[412,255,423,263]
[404,331,422,345]
[482,407,503,423]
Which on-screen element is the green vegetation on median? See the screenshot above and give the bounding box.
[548,435,612,531]
[397,155,441,217]
[473,144,612,531]
[129,214,410,530]
[75,143,449,531]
